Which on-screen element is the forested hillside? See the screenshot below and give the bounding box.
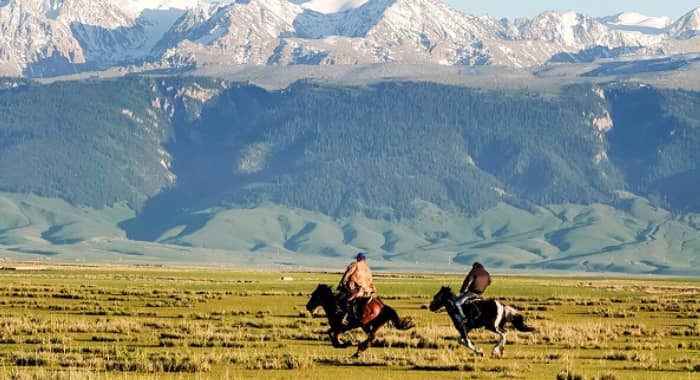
[606,85,700,212]
[0,77,698,273]
[0,79,173,207]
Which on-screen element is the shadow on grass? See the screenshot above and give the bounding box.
[411,364,475,371]
[315,359,390,367]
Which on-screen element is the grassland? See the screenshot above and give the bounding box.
[0,264,698,380]
[3,191,700,276]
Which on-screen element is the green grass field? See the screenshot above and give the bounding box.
[0,264,699,380]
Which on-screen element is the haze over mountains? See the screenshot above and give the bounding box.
[0,0,699,274]
[2,0,700,76]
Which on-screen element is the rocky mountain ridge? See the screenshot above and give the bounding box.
[2,0,700,76]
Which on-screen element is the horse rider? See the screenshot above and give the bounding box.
[337,252,377,324]
[454,262,491,325]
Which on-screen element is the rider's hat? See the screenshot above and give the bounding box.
[355,252,367,260]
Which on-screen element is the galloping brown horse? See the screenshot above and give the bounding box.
[306,284,414,357]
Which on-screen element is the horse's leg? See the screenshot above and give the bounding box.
[353,331,376,358]
[485,325,506,358]
[329,331,341,348]
[338,332,352,348]
[458,330,483,357]
[330,331,350,348]
[352,301,387,358]
[494,329,506,357]
[490,302,506,357]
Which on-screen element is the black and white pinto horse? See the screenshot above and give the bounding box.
[429,286,535,357]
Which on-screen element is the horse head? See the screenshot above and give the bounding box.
[429,286,454,312]
[306,284,333,313]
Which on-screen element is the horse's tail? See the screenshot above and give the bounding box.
[507,307,535,332]
[382,304,415,330]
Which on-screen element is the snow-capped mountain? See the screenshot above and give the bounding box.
[521,11,662,48]
[2,0,700,77]
[57,0,158,64]
[350,0,515,64]
[0,0,199,76]
[156,0,301,65]
[156,1,669,68]
[0,0,85,77]
[599,12,671,34]
[669,7,700,39]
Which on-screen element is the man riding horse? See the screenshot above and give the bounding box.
[337,252,376,325]
[454,262,491,326]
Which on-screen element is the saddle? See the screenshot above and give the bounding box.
[340,296,373,326]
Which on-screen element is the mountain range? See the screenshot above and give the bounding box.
[2,0,700,77]
[1,0,699,275]
[0,76,699,274]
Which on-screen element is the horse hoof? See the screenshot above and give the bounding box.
[476,350,484,358]
[491,347,505,358]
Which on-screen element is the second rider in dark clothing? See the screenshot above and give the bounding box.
[454,262,491,324]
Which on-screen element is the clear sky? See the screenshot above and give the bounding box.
[445,0,700,20]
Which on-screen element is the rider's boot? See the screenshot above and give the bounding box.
[341,301,353,326]
[452,299,467,326]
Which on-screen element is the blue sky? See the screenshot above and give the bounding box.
[444,0,700,20]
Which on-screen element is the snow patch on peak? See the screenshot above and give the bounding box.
[521,10,662,49]
[603,12,671,29]
[115,0,201,15]
[296,0,370,14]
[559,11,581,45]
[523,11,592,46]
[599,12,671,35]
